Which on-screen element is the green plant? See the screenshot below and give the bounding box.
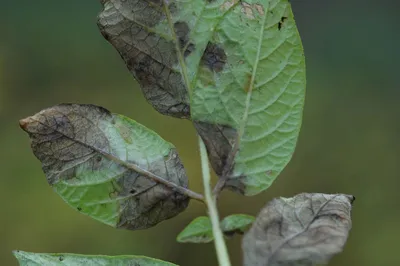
[15,0,354,265]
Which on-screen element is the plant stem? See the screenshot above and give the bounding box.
[198,136,231,266]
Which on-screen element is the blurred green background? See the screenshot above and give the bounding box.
[1,0,399,265]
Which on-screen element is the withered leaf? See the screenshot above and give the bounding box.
[97,0,190,118]
[242,193,355,266]
[20,104,189,230]
[97,0,306,196]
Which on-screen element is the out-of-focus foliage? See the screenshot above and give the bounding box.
[1,1,400,265]
[13,250,177,266]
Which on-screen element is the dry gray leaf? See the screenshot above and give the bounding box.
[242,193,355,266]
[97,0,190,118]
[20,103,189,230]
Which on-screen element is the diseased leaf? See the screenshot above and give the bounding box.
[191,0,306,196]
[97,0,190,118]
[176,216,213,243]
[19,104,189,230]
[242,193,355,266]
[97,0,306,196]
[13,250,177,266]
[220,214,255,237]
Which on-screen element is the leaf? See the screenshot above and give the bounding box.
[13,250,177,266]
[97,0,191,118]
[19,103,189,230]
[97,0,306,196]
[220,214,255,237]
[242,193,355,266]
[176,216,213,243]
[177,214,255,243]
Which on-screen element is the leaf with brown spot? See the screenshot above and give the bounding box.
[97,0,306,196]
[242,193,355,266]
[20,103,189,230]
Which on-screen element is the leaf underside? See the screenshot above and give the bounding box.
[20,103,189,230]
[242,193,355,266]
[97,0,306,196]
[13,250,177,266]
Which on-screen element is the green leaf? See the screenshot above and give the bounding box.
[97,0,306,196]
[13,250,177,266]
[191,1,306,196]
[220,214,255,237]
[177,214,255,243]
[20,104,189,230]
[242,193,355,266]
[176,216,213,243]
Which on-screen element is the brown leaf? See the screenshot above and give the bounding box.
[97,0,190,118]
[20,103,189,230]
[242,193,355,266]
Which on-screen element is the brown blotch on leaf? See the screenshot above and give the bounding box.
[194,121,236,176]
[174,21,195,57]
[201,43,227,73]
[97,1,189,118]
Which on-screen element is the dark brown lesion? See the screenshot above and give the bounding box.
[116,149,189,230]
[19,104,113,185]
[173,21,196,57]
[194,121,236,176]
[201,43,227,73]
[97,1,190,118]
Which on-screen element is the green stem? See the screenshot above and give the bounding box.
[198,136,231,266]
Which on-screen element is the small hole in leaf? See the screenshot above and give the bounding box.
[278,16,288,30]
[59,256,64,261]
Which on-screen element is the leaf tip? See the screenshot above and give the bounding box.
[12,250,24,260]
[19,117,30,131]
[346,194,356,204]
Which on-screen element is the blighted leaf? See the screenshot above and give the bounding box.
[176,216,213,243]
[19,104,189,230]
[242,193,355,266]
[191,0,306,196]
[13,250,177,266]
[220,214,255,237]
[97,0,190,118]
[97,0,306,196]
